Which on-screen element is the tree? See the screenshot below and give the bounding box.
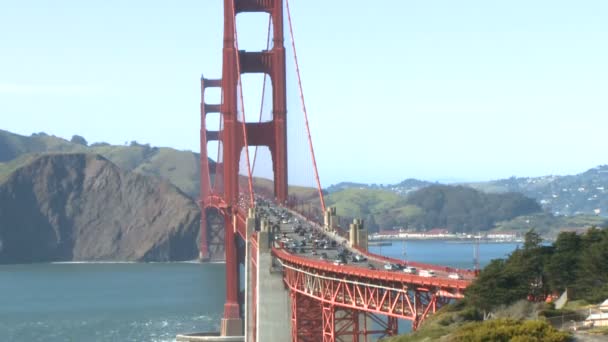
[523,229,542,251]
[70,135,88,146]
[574,229,608,302]
[465,259,525,313]
[545,232,581,293]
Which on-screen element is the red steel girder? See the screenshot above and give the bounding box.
[278,251,460,330]
[291,292,323,342]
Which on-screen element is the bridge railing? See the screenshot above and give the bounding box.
[272,247,470,292]
[352,246,478,278]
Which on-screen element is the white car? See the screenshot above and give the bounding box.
[383,263,395,271]
[403,267,417,274]
[448,273,463,280]
[419,270,436,278]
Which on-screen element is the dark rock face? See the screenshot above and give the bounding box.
[0,154,201,263]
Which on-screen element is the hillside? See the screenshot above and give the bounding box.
[327,165,608,218]
[326,185,542,233]
[326,178,434,196]
[0,129,204,199]
[0,153,200,263]
[465,166,608,217]
[404,185,542,232]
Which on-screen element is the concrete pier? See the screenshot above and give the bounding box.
[255,216,291,341]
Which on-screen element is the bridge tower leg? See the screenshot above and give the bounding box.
[219,0,288,336]
[199,76,224,262]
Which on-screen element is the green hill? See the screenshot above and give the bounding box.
[404,185,542,232]
[0,130,86,162]
[0,130,203,198]
[325,185,543,233]
[464,167,608,217]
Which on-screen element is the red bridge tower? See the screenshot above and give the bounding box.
[199,0,289,336]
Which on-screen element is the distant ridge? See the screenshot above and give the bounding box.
[0,129,210,199]
[326,166,608,217]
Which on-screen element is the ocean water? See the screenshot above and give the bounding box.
[0,262,225,342]
[0,241,519,341]
[369,240,521,269]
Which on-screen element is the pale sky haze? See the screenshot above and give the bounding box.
[1,0,607,186]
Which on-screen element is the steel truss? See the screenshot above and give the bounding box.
[279,257,456,336]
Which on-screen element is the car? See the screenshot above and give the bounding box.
[320,252,328,260]
[367,264,376,270]
[403,267,417,274]
[354,254,367,262]
[383,263,397,271]
[448,273,463,280]
[419,270,436,278]
[333,259,345,266]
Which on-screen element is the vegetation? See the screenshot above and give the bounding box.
[466,227,608,310]
[404,185,541,232]
[494,213,608,239]
[329,165,608,219]
[325,185,542,233]
[382,301,569,342]
[381,302,480,342]
[0,130,203,198]
[384,228,608,341]
[466,166,608,217]
[449,319,570,341]
[325,188,407,231]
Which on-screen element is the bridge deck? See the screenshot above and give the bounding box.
[253,199,474,291]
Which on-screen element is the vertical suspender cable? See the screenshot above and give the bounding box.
[286,0,326,212]
[231,4,255,207]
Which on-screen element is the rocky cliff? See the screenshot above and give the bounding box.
[0,153,200,263]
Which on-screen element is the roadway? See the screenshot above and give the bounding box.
[254,199,475,283]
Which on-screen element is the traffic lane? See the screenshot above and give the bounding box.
[259,204,471,281]
[279,225,471,280]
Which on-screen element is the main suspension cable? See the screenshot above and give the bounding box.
[286,0,326,212]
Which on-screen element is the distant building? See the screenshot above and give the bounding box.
[584,299,608,327]
[486,232,518,240]
[426,228,449,236]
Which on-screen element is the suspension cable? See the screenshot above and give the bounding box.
[286,0,326,212]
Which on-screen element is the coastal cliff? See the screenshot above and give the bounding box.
[0,153,200,263]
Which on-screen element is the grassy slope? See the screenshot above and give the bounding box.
[493,213,608,238]
[325,188,405,219]
[382,301,570,342]
[0,130,319,200]
[0,130,202,198]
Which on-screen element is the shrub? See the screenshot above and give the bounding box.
[451,318,570,342]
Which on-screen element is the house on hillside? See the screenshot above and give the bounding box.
[584,299,608,327]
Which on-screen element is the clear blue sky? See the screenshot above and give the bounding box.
[1,0,607,186]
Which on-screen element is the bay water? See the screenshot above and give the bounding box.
[0,241,519,341]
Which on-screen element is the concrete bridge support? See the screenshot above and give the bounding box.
[254,216,291,342]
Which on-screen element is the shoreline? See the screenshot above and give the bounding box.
[369,237,523,244]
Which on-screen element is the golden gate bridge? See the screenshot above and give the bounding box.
[186,0,476,341]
